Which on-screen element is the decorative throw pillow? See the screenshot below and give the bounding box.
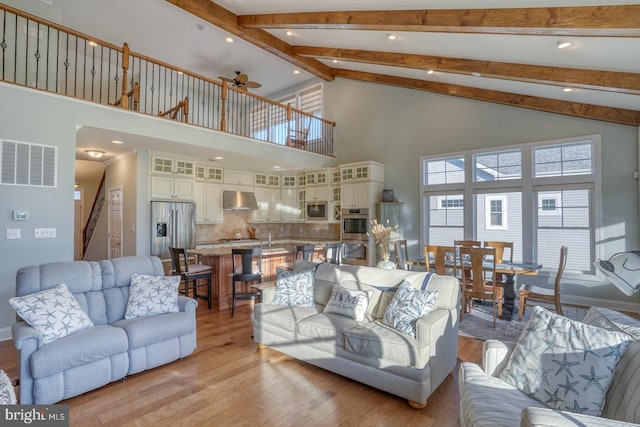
[323,285,372,322]
[383,280,439,337]
[124,274,180,319]
[500,306,631,416]
[9,283,94,344]
[271,268,316,307]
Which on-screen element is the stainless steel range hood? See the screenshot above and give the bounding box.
[222,190,259,210]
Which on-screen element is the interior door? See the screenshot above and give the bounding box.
[108,187,122,259]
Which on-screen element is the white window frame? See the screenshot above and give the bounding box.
[420,134,602,279]
[485,195,508,230]
[437,195,464,209]
[538,192,562,216]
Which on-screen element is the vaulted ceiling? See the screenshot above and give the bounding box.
[55,0,639,127]
[166,0,640,126]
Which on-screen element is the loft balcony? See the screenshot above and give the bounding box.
[0,4,335,157]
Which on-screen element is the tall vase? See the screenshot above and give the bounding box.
[377,254,397,270]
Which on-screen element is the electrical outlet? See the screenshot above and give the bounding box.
[6,228,21,239]
[34,228,56,238]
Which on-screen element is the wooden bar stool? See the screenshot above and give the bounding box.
[169,247,213,309]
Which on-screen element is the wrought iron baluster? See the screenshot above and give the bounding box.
[63,32,69,95]
[1,10,7,81]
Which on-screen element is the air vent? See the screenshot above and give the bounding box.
[1,139,56,187]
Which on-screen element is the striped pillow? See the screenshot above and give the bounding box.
[582,307,640,423]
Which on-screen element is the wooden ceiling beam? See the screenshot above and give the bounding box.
[333,69,640,126]
[165,0,334,81]
[239,5,640,37]
[294,46,640,94]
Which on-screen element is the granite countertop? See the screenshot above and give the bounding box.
[188,247,289,257]
[195,238,341,248]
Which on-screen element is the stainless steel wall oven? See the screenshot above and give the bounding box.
[341,208,370,265]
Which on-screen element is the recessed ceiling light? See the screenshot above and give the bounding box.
[85,149,105,159]
[88,41,98,47]
[387,34,397,40]
[332,59,339,64]
[214,156,223,160]
[556,40,574,49]
[286,31,293,36]
[225,37,234,43]
[426,70,435,75]
[111,140,124,144]
[471,72,482,77]
[293,70,300,74]
[273,165,281,169]
[563,87,574,92]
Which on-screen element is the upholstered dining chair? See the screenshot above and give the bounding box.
[169,247,212,309]
[518,246,568,321]
[424,245,456,275]
[394,239,419,270]
[458,246,503,328]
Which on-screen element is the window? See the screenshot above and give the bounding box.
[423,156,464,185]
[420,135,599,276]
[485,195,507,230]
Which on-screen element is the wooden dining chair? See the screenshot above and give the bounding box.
[518,246,568,321]
[459,246,503,328]
[454,240,481,281]
[394,240,418,270]
[424,245,455,275]
[484,241,514,283]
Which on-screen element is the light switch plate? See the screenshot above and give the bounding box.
[7,228,21,239]
[34,228,56,238]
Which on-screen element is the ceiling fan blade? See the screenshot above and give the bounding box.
[235,73,249,84]
[219,76,235,83]
[245,81,262,89]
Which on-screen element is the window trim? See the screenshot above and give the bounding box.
[420,134,602,279]
[485,195,508,230]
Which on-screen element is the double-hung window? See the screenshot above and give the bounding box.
[420,135,600,276]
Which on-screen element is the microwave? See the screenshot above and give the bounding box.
[306,201,328,220]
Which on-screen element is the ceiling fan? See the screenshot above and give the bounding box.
[218,71,262,91]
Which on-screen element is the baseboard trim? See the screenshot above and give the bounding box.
[0,327,12,341]
[562,295,640,314]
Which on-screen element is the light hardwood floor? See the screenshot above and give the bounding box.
[0,305,483,427]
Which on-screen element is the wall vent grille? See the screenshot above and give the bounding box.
[1,139,57,187]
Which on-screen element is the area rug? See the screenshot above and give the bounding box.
[458,302,588,342]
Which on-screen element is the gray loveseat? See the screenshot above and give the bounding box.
[459,306,640,427]
[11,256,197,404]
[253,262,460,408]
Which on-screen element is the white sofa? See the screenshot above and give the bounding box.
[253,262,460,408]
[459,307,640,427]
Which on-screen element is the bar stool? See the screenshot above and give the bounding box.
[296,244,317,262]
[231,247,263,317]
[324,242,342,264]
[169,247,212,309]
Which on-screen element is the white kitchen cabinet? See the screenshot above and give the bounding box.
[306,185,329,202]
[253,187,281,222]
[150,175,194,200]
[151,155,195,177]
[195,165,223,182]
[341,182,384,209]
[340,161,384,183]
[224,169,253,186]
[194,181,222,223]
[281,187,299,222]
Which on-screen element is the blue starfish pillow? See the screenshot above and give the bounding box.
[500,306,632,416]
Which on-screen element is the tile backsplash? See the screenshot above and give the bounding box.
[196,211,340,244]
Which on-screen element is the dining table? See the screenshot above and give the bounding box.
[413,256,542,321]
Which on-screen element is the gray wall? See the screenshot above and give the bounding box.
[324,78,639,305]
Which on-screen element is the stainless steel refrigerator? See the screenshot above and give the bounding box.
[151,201,196,259]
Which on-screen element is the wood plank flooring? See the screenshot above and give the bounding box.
[0,305,483,427]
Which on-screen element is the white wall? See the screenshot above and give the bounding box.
[324,78,639,305]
